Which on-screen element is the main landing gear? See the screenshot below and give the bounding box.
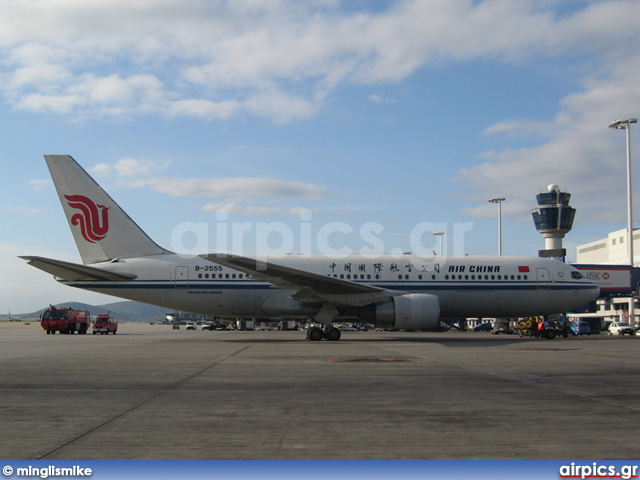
[306,325,341,341]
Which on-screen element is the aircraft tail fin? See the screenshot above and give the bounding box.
[45,155,171,264]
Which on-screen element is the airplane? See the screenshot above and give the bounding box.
[21,155,599,341]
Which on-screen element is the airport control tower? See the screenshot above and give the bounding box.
[531,184,576,259]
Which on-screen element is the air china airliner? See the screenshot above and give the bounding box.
[22,155,599,341]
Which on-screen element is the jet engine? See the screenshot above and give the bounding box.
[357,293,440,330]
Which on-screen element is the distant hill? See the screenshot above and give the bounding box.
[15,301,172,323]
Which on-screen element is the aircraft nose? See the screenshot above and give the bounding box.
[585,283,600,302]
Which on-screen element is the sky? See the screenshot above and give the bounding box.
[1,0,640,314]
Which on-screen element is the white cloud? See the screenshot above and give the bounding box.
[134,176,326,199]
[368,94,395,104]
[203,200,284,217]
[202,200,317,217]
[18,94,82,114]
[113,158,168,177]
[28,179,50,192]
[89,163,114,177]
[167,99,240,121]
[1,1,639,123]
[458,53,640,224]
[89,158,169,178]
[243,90,318,123]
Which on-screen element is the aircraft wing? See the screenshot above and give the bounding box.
[20,256,137,282]
[200,253,384,296]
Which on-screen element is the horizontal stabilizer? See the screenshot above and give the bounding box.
[20,256,137,282]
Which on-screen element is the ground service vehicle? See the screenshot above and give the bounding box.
[40,305,90,334]
[236,320,255,331]
[570,320,591,336]
[93,314,117,334]
[608,321,635,336]
[515,317,569,339]
[492,319,514,334]
[472,322,493,332]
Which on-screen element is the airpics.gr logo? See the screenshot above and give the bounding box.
[64,195,110,243]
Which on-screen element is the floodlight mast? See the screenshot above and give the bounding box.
[488,197,506,255]
[609,118,637,328]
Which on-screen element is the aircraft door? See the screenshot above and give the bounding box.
[175,266,188,288]
[536,268,550,290]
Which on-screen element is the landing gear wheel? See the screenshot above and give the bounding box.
[306,326,324,341]
[325,327,341,341]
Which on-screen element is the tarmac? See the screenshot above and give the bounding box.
[1,322,639,460]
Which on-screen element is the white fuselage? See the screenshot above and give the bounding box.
[58,254,599,320]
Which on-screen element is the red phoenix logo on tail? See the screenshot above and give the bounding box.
[64,195,110,243]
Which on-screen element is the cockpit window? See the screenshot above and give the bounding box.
[571,271,583,279]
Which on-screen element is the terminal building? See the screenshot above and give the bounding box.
[574,228,640,328]
[576,228,640,266]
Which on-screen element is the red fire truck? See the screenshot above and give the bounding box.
[40,305,90,334]
[92,314,118,335]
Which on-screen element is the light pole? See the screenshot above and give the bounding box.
[433,232,444,255]
[609,118,637,328]
[488,197,505,255]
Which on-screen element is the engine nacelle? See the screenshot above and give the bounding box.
[357,293,440,330]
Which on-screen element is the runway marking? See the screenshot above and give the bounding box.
[327,356,414,363]
[36,344,252,460]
